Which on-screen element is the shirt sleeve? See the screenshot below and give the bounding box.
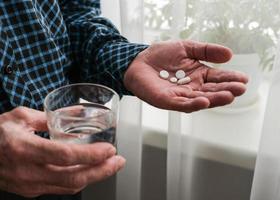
[59,0,148,96]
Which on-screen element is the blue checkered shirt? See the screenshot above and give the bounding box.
[0,0,147,114]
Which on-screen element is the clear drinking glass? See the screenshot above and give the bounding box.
[44,83,119,145]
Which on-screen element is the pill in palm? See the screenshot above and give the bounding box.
[177,76,192,85]
[170,77,178,83]
[159,70,169,79]
[175,70,186,79]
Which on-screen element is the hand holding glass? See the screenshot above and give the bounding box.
[44,84,119,145]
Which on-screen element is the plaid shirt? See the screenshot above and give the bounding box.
[0,0,147,114]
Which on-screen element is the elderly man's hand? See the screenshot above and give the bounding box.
[0,107,125,197]
[124,40,249,112]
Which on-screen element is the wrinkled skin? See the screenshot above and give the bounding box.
[0,107,125,197]
[124,40,248,113]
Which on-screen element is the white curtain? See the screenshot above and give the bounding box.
[104,1,145,200]
[101,0,280,200]
[250,42,280,200]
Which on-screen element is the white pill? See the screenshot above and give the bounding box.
[175,70,186,79]
[177,76,192,85]
[159,70,169,79]
[170,77,178,83]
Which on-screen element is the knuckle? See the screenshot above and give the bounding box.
[11,107,33,125]
[12,106,28,116]
[10,107,30,123]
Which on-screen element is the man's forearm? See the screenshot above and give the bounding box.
[59,0,148,95]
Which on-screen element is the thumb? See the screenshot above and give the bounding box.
[183,40,233,63]
[11,107,48,131]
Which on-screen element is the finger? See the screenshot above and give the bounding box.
[20,133,117,166]
[80,155,126,185]
[201,82,247,96]
[0,178,82,198]
[206,67,249,83]
[174,87,235,108]
[11,107,48,131]
[192,91,235,108]
[203,91,234,108]
[0,165,81,198]
[2,122,117,166]
[1,160,105,197]
[183,40,233,63]
[162,96,210,113]
[44,155,126,188]
[27,185,82,198]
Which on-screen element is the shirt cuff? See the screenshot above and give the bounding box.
[95,41,149,97]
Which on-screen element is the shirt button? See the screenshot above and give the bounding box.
[4,65,13,75]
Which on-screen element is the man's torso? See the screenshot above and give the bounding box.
[0,0,74,113]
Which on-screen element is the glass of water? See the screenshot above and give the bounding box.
[44,83,119,145]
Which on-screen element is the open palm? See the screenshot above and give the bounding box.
[124,40,248,113]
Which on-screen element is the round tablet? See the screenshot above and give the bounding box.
[170,77,178,83]
[175,70,186,79]
[159,70,169,79]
